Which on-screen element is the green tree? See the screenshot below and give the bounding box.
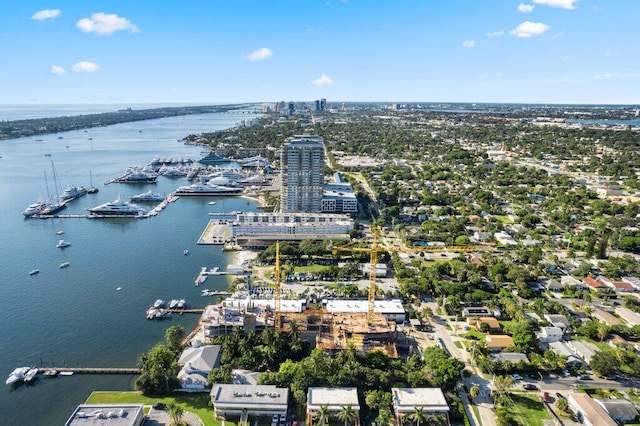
[337,405,358,426]
[409,407,428,426]
[135,343,180,395]
[556,397,568,414]
[315,405,331,426]
[491,375,515,404]
[165,325,186,354]
[376,409,395,426]
[168,401,184,425]
[589,351,620,377]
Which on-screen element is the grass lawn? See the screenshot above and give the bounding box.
[461,329,486,343]
[507,393,552,426]
[86,391,230,426]
[454,341,463,349]
[294,265,331,274]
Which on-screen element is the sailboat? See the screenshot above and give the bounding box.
[41,161,66,215]
[87,171,99,194]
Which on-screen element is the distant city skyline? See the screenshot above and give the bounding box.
[2,0,639,104]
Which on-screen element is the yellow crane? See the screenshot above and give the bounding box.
[274,240,282,329]
[331,234,382,323]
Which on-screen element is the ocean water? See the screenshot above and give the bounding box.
[0,106,261,425]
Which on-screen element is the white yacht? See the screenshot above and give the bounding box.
[56,239,71,248]
[153,299,164,308]
[87,198,147,217]
[6,367,29,385]
[59,262,70,268]
[174,182,242,196]
[60,184,88,201]
[23,199,51,217]
[130,190,164,202]
[23,368,38,384]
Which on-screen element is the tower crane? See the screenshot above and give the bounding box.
[331,234,383,323]
[274,240,282,329]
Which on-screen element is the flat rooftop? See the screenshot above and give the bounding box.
[65,404,144,426]
[210,384,289,407]
[307,387,359,410]
[326,299,405,314]
[392,388,449,413]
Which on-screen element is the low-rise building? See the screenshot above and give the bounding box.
[621,276,640,290]
[567,393,617,426]
[494,231,517,246]
[538,326,563,343]
[307,387,360,426]
[462,306,493,317]
[614,307,640,326]
[595,399,639,423]
[392,388,450,426]
[567,340,598,364]
[485,335,514,352]
[544,314,571,330]
[210,384,289,419]
[467,317,501,333]
[591,308,621,327]
[325,299,406,323]
[561,275,585,288]
[489,352,529,364]
[177,344,221,390]
[583,276,607,290]
[65,404,144,426]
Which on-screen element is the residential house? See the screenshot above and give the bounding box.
[489,352,529,364]
[561,275,585,288]
[568,393,617,426]
[494,231,517,246]
[485,335,514,352]
[467,317,501,334]
[177,344,221,390]
[591,308,621,327]
[538,326,563,344]
[545,279,563,293]
[615,307,640,326]
[598,277,636,293]
[621,276,640,290]
[583,276,607,290]
[544,314,571,330]
[392,388,450,426]
[462,307,493,317]
[595,399,639,423]
[548,341,585,366]
[567,340,598,365]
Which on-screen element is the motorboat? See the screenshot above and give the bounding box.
[153,299,164,308]
[59,262,70,268]
[87,198,147,217]
[6,367,29,385]
[168,300,179,309]
[23,368,38,384]
[198,152,231,165]
[29,269,39,276]
[23,199,51,217]
[177,299,186,309]
[60,184,88,201]
[208,201,216,205]
[56,239,71,248]
[55,230,64,235]
[174,182,242,196]
[183,249,189,256]
[130,190,164,202]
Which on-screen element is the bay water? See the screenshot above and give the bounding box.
[0,106,261,425]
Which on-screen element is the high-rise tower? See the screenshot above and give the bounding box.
[280,135,325,213]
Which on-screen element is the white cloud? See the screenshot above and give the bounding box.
[312,75,333,86]
[462,40,476,48]
[510,21,550,38]
[307,27,323,32]
[72,61,100,72]
[50,65,65,75]
[518,4,535,12]
[486,30,504,38]
[76,13,139,35]
[533,0,578,9]
[243,47,274,61]
[32,9,61,21]
[593,73,620,79]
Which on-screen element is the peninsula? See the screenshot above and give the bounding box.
[0,103,257,140]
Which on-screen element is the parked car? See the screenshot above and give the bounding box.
[510,374,523,380]
[578,374,593,380]
[272,414,280,425]
[523,383,538,391]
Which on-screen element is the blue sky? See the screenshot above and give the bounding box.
[1,0,638,104]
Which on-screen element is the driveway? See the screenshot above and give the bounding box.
[144,407,204,426]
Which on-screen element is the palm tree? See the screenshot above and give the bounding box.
[337,404,358,426]
[167,401,184,425]
[492,375,515,405]
[409,407,428,426]
[376,409,395,426]
[315,405,331,426]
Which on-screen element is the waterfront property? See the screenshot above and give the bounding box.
[65,404,144,426]
[210,384,289,420]
[177,344,222,390]
[280,135,325,213]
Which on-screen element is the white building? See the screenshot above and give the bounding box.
[210,384,289,419]
[568,393,617,426]
[494,231,517,246]
[65,404,144,426]
[392,388,450,426]
[307,387,360,426]
[280,135,325,213]
[325,299,406,323]
[231,212,353,240]
[177,344,221,390]
[538,326,563,343]
[615,307,640,326]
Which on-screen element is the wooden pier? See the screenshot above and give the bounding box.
[39,367,141,375]
[165,308,204,314]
